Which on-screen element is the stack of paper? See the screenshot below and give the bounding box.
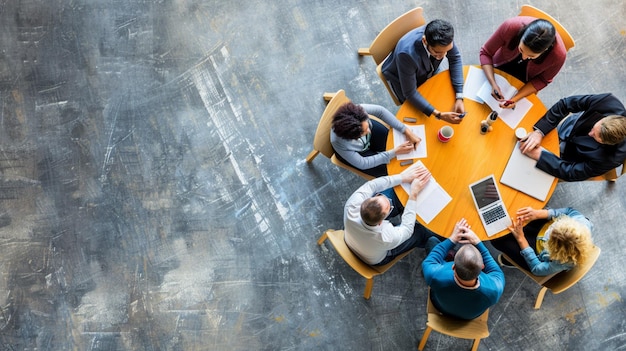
[463,66,533,129]
[400,161,451,224]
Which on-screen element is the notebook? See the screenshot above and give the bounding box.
[469,175,512,237]
[500,141,556,201]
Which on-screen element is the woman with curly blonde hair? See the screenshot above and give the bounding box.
[491,207,594,276]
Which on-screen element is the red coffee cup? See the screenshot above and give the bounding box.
[437,126,454,142]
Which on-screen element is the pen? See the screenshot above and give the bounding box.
[504,100,515,110]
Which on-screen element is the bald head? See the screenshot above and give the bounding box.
[453,245,484,281]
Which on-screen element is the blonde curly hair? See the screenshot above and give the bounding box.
[546,216,593,266]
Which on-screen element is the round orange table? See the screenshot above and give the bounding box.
[387,66,559,240]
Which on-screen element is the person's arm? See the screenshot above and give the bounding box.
[394,169,431,242]
[520,247,572,276]
[396,53,435,116]
[344,175,402,218]
[361,104,405,132]
[534,150,619,181]
[362,104,422,146]
[533,94,601,135]
[479,18,516,99]
[548,208,593,231]
[476,242,505,286]
[525,42,567,93]
[422,239,454,284]
[447,43,464,96]
[332,139,394,170]
[506,83,537,107]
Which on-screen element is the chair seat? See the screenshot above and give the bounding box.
[317,229,413,299]
[418,290,490,351]
[500,246,601,309]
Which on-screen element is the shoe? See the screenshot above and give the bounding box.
[497,254,516,268]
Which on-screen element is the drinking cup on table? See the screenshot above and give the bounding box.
[515,128,527,140]
[437,126,454,143]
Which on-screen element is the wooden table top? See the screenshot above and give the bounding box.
[387,65,558,240]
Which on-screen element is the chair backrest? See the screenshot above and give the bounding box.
[519,5,575,51]
[543,245,601,293]
[323,229,380,279]
[312,90,351,159]
[425,289,490,338]
[367,8,426,65]
[323,229,413,276]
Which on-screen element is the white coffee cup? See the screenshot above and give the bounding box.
[515,128,527,140]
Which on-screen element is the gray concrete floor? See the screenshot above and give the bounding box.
[0,0,624,350]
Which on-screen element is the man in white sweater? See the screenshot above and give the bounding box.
[344,165,444,265]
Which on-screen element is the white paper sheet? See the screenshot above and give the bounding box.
[476,74,533,129]
[400,161,452,224]
[463,66,488,103]
[394,124,427,160]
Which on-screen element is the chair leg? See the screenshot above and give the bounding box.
[306,150,320,163]
[363,278,374,299]
[357,48,371,56]
[534,287,548,309]
[417,326,432,351]
[317,232,329,246]
[471,339,481,351]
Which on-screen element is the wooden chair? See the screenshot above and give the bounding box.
[358,8,426,105]
[418,289,490,351]
[501,245,601,309]
[519,5,575,51]
[586,161,626,181]
[305,90,389,180]
[317,229,413,299]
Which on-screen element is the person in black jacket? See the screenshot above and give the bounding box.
[519,93,626,181]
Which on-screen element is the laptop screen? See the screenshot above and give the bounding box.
[470,176,500,209]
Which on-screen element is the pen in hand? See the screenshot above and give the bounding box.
[504,100,516,110]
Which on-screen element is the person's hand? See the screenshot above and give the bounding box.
[507,216,530,250]
[516,207,544,222]
[449,218,471,243]
[498,100,516,110]
[453,99,465,115]
[491,86,505,101]
[400,164,429,183]
[458,229,481,246]
[507,216,525,239]
[520,145,543,161]
[408,169,431,199]
[519,130,544,153]
[394,141,415,155]
[439,111,464,124]
[403,129,422,147]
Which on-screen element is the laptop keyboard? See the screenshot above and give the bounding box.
[483,205,506,224]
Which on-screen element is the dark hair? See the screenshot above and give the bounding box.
[453,245,483,281]
[360,198,385,226]
[507,19,556,64]
[332,102,369,140]
[424,19,454,47]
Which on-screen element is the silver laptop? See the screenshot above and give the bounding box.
[500,141,556,201]
[469,175,512,237]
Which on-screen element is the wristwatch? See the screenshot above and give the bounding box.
[455,93,464,100]
[434,111,441,119]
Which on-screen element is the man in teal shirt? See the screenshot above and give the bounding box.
[422,219,505,320]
